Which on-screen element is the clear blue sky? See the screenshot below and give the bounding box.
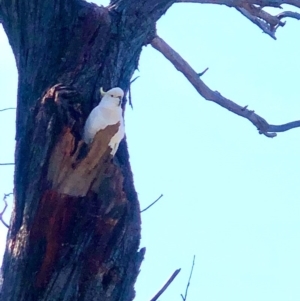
[1,1,300,300]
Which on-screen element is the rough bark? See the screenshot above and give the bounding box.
[1,0,299,299]
[0,0,173,300]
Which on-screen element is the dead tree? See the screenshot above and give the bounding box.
[0,0,300,300]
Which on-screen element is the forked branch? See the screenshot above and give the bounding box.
[151,36,300,137]
[176,0,300,39]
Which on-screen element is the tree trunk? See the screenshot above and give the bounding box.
[0,0,173,300]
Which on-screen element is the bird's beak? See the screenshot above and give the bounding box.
[100,87,106,96]
[118,97,122,106]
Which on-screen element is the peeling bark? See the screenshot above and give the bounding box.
[1,0,297,299]
[0,0,172,299]
[0,80,143,300]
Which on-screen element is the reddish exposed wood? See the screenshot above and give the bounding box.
[27,118,127,290]
[1,1,300,299]
[1,80,143,300]
[0,0,299,299]
[30,191,78,288]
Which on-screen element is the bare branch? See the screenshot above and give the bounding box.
[0,107,16,112]
[236,7,275,38]
[140,194,164,213]
[0,163,15,166]
[268,121,300,133]
[151,35,300,137]
[277,11,300,20]
[150,269,181,301]
[175,0,300,38]
[0,193,12,228]
[181,255,196,301]
[175,0,300,8]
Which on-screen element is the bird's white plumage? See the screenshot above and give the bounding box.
[83,87,125,156]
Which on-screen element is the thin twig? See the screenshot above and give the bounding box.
[181,255,196,301]
[140,194,163,213]
[0,193,12,228]
[129,75,140,109]
[129,88,133,109]
[150,269,181,301]
[151,35,300,137]
[130,76,140,85]
[0,163,15,166]
[0,107,16,112]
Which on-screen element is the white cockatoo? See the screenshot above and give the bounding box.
[83,87,125,156]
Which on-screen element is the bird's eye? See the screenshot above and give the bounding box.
[111,94,114,97]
